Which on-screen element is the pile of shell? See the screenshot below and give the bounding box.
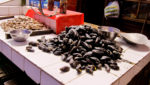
[0,16,47,32]
[27,25,123,74]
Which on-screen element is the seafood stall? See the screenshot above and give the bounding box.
[0,0,150,85]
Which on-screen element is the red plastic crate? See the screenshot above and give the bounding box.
[25,8,84,34]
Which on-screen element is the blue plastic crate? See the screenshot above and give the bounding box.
[43,1,48,8]
[54,1,60,8]
[29,0,60,8]
[29,0,48,8]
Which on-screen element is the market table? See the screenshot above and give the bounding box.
[0,20,150,85]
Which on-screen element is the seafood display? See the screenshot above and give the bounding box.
[26,45,35,52]
[60,66,70,72]
[26,25,123,74]
[0,16,47,32]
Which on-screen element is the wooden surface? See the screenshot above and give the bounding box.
[84,22,99,28]
[122,16,150,24]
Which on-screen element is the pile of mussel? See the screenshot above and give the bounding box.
[27,25,123,74]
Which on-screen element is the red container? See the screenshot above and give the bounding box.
[25,8,84,34]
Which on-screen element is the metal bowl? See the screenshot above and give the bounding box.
[10,29,32,42]
[121,33,149,45]
[100,26,120,41]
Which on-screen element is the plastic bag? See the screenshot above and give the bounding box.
[104,1,120,18]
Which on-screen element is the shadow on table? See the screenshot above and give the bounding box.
[129,44,150,52]
[8,40,28,46]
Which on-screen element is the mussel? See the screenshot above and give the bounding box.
[27,25,123,74]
